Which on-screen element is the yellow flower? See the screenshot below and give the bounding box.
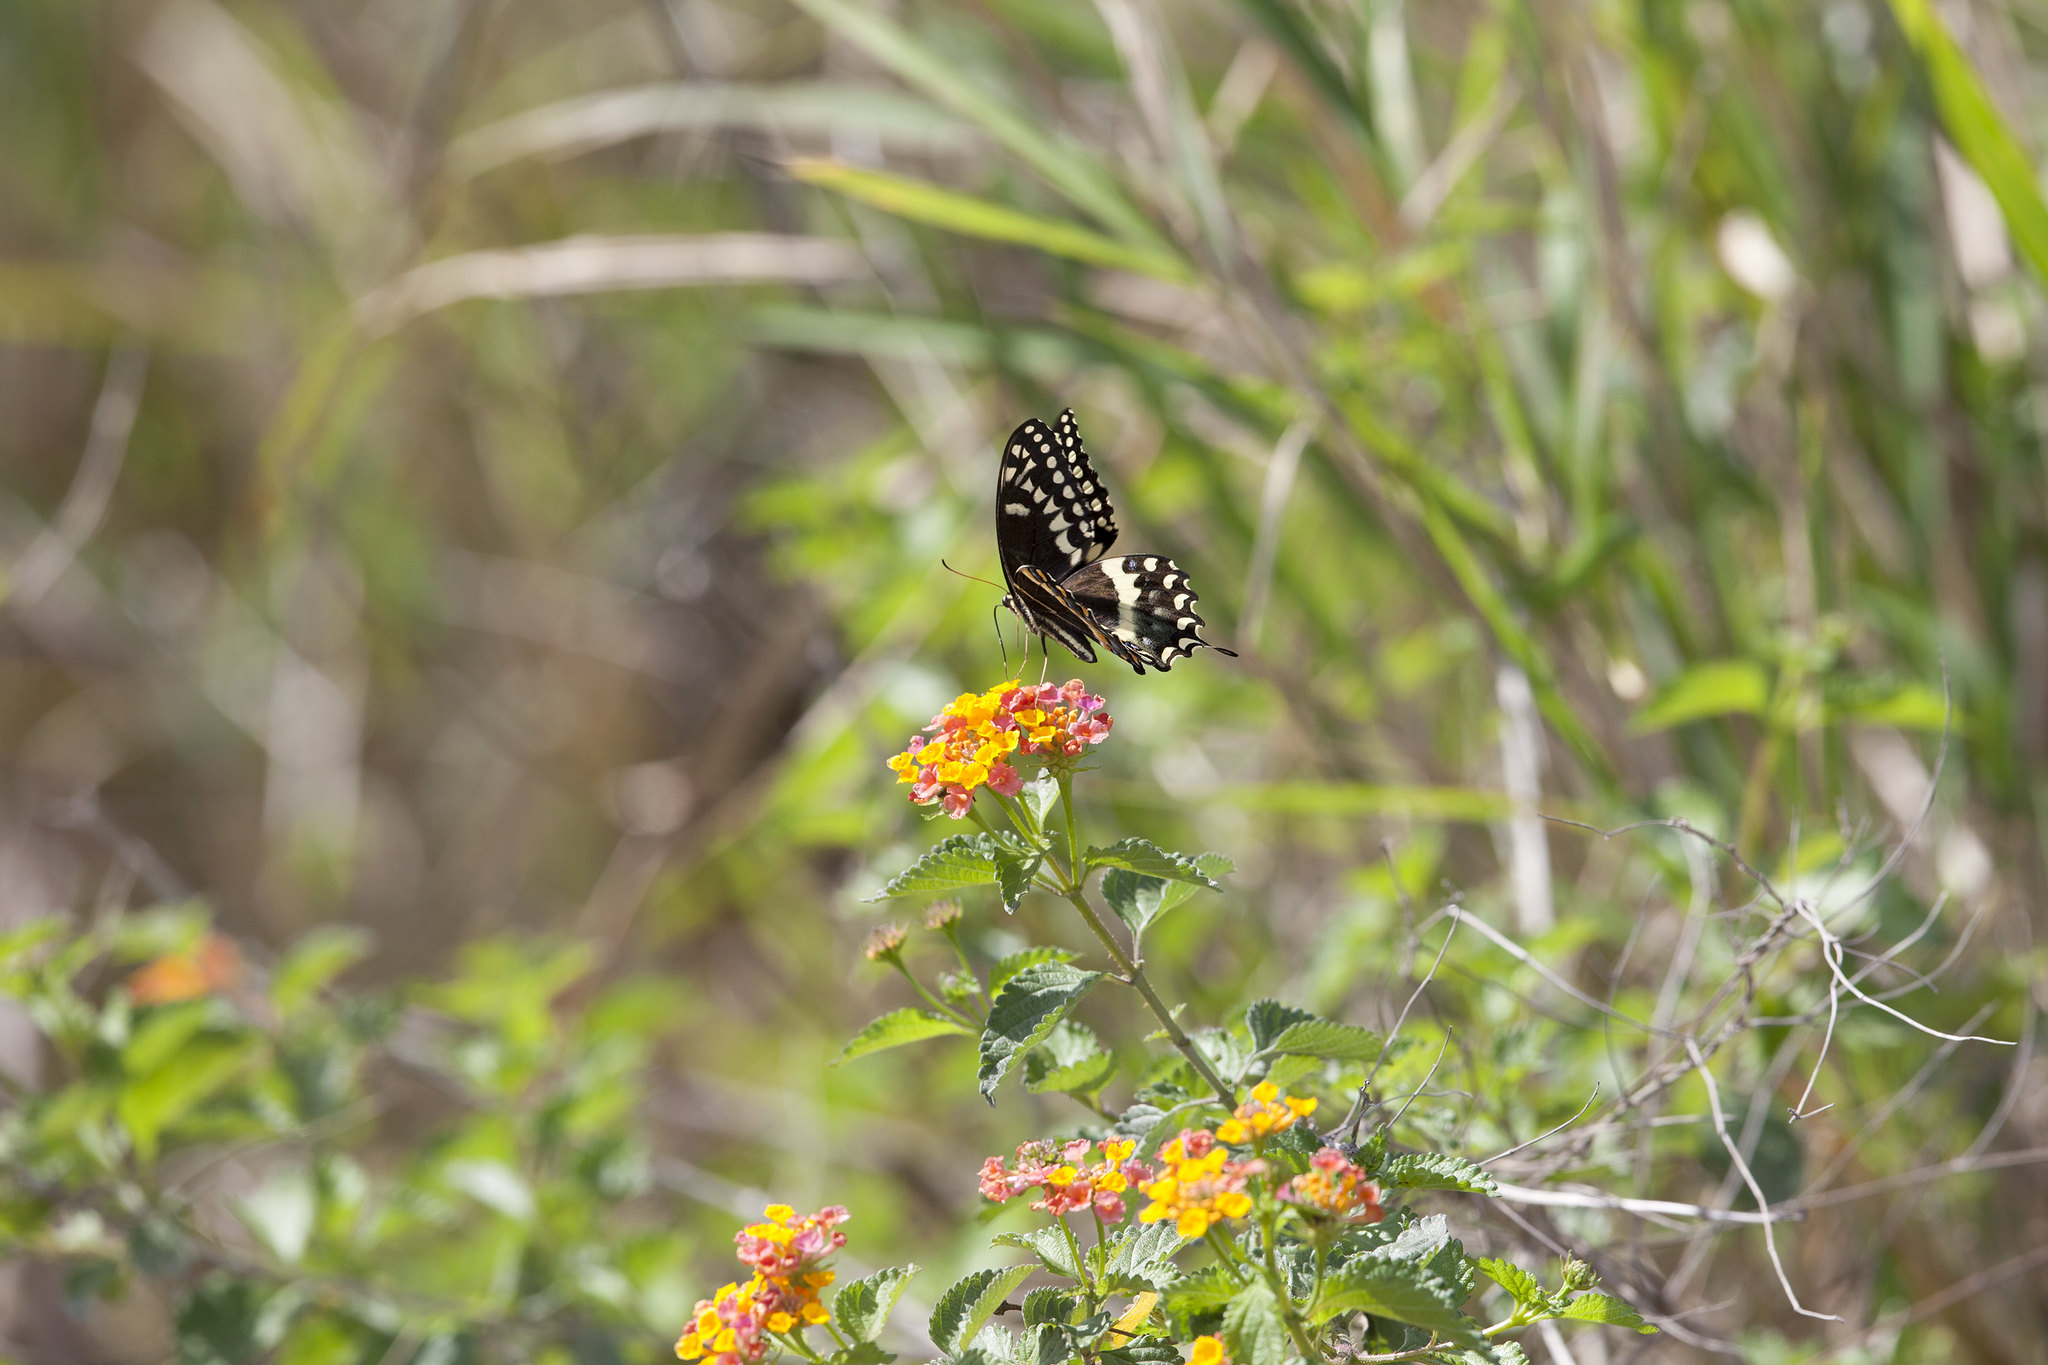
[1189,1335,1230,1365]
[1136,1129,1254,1237]
[1215,1081,1317,1144]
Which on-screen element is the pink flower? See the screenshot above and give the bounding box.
[942,787,974,818]
[987,762,1023,797]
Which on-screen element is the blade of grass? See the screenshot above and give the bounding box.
[789,160,1193,283]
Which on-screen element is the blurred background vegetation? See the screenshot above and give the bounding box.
[0,0,2044,1360]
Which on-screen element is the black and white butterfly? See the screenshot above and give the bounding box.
[996,409,1236,675]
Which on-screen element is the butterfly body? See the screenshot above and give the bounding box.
[995,410,1235,675]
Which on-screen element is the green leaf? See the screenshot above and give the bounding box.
[781,0,1165,248]
[1310,1259,1484,1347]
[1221,1282,1287,1365]
[930,1265,1034,1354]
[834,1009,972,1065]
[989,947,1078,997]
[993,848,1041,915]
[234,1165,316,1263]
[1023,1021,1117,1098]
[1102,853,1232,940]
[1630,660,1769,733]
[1379,1153,1498,1196]
[790,162,1189,282]
[1086,839,1222,888]
[979,963,1102,1102]
[868,835,1002,900]
[1161,1265,1237,1314]
[0,916,63,970]
[121,999,218,1076]
[1473,1258,1545,1309]
[1243,999,1316,1051]
[835,1264,921,1342]
[1019,773,1061,828]
[830,1343,897,1365]
[993,1227,1081,1280]
[1890,0,2048,288]
[1830,683,1949,731]
[118,1035,258,1163]
[1096,1219,1184,1292]
[271,926,371,1018]
[1266,1018,1383,1064]
[1559,1293,1657,1334]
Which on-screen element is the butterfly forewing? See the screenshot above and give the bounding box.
[996,413,1118,583]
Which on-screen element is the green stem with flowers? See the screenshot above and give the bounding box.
[1050,775,1237,1108]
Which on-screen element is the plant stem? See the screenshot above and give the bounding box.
[1054,777,1237,1108]
[1260,1213,1321,1363]
[1204,1228,1248,1287]
[889,959,978,1028]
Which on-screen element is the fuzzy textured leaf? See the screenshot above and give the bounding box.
[834,1009,972,1066]
[1085,839,1221,888]
[835,1264,920,1343]
[1559,1293,1656,1333]
[1474,1258,1546,1308]
[978,963,1102,1102]
[1220,1282,1287,1365]
[993,1227,1081,1280]
[1243,999,1316,1051]
[931,1265,1035,1354]
[989,947,1078,997]
[1311,1259,1483,1347]
[1379,1152,1497,1195]
[1266,1018,1383,1063]
[868,835,1001,900]
[1101,852,1232,939]
[1023,1021,1117,1098]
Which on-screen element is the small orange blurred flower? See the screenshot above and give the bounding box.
[1188,1335,1230,1365]
[862,925,907,962]
[128,933,240,1005]
[1215,1081,1316,1145]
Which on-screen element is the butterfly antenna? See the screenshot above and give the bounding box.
[941,559,1004,590]
[993,604,1010,677]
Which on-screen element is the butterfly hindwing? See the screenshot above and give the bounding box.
[1060,554,1237,675]
[996,412,1119,583]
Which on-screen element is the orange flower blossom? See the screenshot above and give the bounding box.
[886,679,1111,818]
[676,1203,848,1364]
[1188,1336,1230,1365]
[128,932,241,1006]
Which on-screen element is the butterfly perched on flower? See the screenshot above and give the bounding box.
[996,409,1236,674]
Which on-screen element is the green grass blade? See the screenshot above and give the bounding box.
[789,160,1193,282]
[786,0,1167,250]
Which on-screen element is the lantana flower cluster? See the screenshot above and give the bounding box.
[887,679,1112,818]
[980,1137,1155,1222]
[1138,1128,1260,1238]
[676,1204,849,1365]
[1282,1148,1385,1225]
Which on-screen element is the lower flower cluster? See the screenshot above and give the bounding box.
[676,1204,848,1365]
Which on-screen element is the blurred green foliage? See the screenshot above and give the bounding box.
[0,0,2045,1359]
